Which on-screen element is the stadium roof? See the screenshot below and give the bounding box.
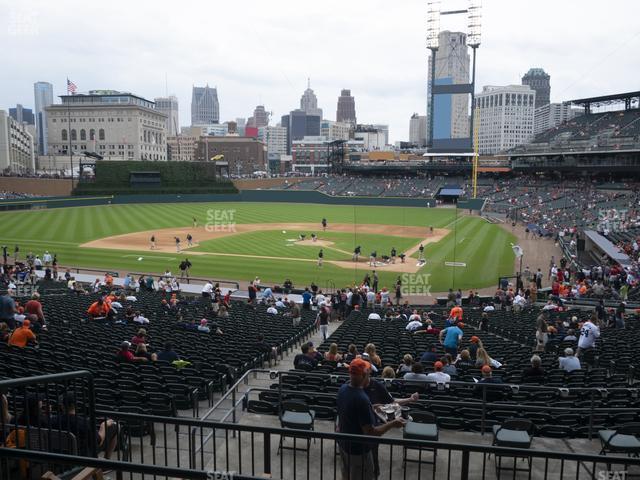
[570,91,640,109]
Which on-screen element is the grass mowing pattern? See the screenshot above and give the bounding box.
[0,202,515,292]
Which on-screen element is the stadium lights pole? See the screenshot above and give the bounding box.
[426,0,440,149]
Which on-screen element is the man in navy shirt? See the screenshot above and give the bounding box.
[336,358,405,480]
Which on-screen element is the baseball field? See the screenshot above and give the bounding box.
[0,201,516,292]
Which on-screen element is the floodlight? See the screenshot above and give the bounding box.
[467,0,482,47]
[426,0,441,49]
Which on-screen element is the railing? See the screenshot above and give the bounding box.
[5,370,640,479]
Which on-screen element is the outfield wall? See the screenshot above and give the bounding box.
[0,189,485,210]
[0,177,73,196]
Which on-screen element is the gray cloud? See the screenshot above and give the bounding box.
[1,0,639,143]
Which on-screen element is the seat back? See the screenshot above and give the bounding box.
[410,411,436,425]
[618,423,640,436]
[281,400,309,413]
[501,418,534,434]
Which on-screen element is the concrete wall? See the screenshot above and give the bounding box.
[0,177,73,196]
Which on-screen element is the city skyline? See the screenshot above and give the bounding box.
[2,0,639,144]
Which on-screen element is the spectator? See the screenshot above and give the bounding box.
[468,336,483,360]
[87,298,114,321]
[0,291,17,329]
[293,343,318,369]
[0,322,9,343]
[116,341,147,363]
[131,328,147,346]
[324,343,342,362]
[563,329,578,342]
[364,343,382,369]
[474,365,504,402]
[577,317,600,355]
[425,361,451,384]
[253,334,278,363]
[135,343,157,362]
[50,393,118,459]
[441,354,457,376]
[381,367,396,379]
[24,293,45,325]
[479,312,489,332]
[559,348,581,372]
[157,342,180,363]
[403,363,429,382]
[8,319,37,348]
[455,349,475,368]
[475,347,502,369]
[284,300,301,326]
[419,344,439,363]
[336,358,405,480]
[535,314,549,352]
[396,354,413,376]
[439,322,464,357]
[522,355,545,381]
[344,344,359,364]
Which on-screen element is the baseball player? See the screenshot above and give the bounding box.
[352,245,361,262]
[318,249,324,267]
[321,218,327,231]
[186,233,193,247]
[150,235,156,250]
[418,244,425,262]
[369,250,377,267]
[390,247,397,264]
[193,217,198,228]
[175,236,181,253]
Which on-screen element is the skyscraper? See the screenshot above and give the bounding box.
[154,96,180,136]
[409,114,427,146]
[248,105,269,128]
[476,85,536,154]
[426,31,470,143]
[34,81,54,155]
[191,85,219,125]
[336,89,356,126]
[280,110,321,154]
[522,68,551,109]
[9,104,35,125]
[300,79,322,118]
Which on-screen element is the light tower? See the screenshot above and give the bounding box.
[427,0,482,153]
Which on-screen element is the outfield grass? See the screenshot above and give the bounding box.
[0,202,516,292]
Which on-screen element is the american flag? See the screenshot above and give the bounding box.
[67,78,77,95]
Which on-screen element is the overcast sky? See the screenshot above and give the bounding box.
[1,0,639,143]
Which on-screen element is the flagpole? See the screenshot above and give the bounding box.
[67,79,72,186]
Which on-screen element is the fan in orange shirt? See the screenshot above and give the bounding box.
[450,305,463,321]
[8,320,37,348]
[87,298,114,321]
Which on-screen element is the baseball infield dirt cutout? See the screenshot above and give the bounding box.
[81,223,449,273]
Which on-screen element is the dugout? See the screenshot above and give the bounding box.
[436,185,464,204]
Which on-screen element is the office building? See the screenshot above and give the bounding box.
[291,136,329,174]
[248,105,269,128]
[167,135,197,162]
[195,136,266,175]
[409,114,428,146]
[320,120,351,141]
[258,125,288,172]
[476,85,536,154]
[427,31,471,143]
[0,110,36,172]
[34,81,54,155]
[300,79,323,118]
[534,102,581,135]
[191,85,219,125]
[154,96,180,136]
[336,89,356,126]
[9,104,35,125]
[522,68,551,109]
[354,125,386,151]
[45,90,167,161]
[281,110,321,154]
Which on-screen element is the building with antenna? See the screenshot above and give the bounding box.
[300,79,322,118]
[154,96,180,136]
